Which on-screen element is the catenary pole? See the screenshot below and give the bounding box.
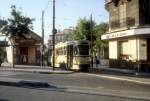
[41,10,44,67]
[90,14,93,68]
[52,0,56,70]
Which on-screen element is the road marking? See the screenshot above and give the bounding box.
[86,73,150,85]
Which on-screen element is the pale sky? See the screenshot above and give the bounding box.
[0,0,108,43]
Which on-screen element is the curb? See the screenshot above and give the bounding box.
[86,73,150,86]
[89,67,135,75]
[0,68,74,74]
[89,67,150,77]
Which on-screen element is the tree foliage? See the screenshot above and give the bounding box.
[0,5,34,38]
[72,18,96,41]
[95,23,108,49]
[94,23,109,58]
[72,17,109,58]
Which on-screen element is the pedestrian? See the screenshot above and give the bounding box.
[23,55,27,64]
[95,56,99,67]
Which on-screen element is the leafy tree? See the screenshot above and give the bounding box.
[94,23,109,59]
[0,5,34,67]
[72,18,96,41]
[72,17,109,59]
[0,5,34,38]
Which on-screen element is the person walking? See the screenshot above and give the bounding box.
[22,55,27,64]
[95,56,99,67]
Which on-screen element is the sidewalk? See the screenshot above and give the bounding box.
[0,64,74,74]
[90,64,150,77]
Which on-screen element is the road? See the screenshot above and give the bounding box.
[0,71,150,101]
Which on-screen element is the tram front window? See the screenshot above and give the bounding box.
[74,45,89,55]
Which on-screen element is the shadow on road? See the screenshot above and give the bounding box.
[0,98,10,101]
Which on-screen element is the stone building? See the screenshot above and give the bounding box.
[6,31,41,65]
[102,0,150,72]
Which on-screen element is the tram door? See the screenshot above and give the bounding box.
[20,47,28,64]
[67,45,73,69]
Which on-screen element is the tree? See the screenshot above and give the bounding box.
[94,23,108,59]
[72,18,96,41]
[72,17,108,59]
[0,5,34,38]
[0,5,34,67]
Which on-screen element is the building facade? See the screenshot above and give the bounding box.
[48,28,74,46]
[102,0,150,72]
[6,31,41,66]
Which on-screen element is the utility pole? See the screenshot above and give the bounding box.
[52,0,57,70]
[90,14,93,68]
[41,10,44,67]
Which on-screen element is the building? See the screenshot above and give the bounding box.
[48,28,74,46]
[102,0,150,72]
[6,31,41,66]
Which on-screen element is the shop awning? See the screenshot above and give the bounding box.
[101,28,150,40]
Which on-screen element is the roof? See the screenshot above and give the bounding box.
[24,30,41,41]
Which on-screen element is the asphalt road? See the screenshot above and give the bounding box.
[0,85,148,101]
[0,71,150,101]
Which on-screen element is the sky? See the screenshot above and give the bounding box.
[0,0,108,43]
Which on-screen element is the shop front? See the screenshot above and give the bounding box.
[102,28,150,72]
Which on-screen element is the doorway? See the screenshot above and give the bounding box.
[20,47,28,64]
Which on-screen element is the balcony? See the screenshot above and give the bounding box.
[110,17,135,30]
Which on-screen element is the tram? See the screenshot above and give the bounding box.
[51,40,90,71]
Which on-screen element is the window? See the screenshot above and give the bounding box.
[74,45,89,55]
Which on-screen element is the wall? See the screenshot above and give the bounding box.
[129,38,147,61]
[28,47,35,64]
[6,46,13,64]
[107,0,139,31]
[109,41,118,59]
[138,38,147,60]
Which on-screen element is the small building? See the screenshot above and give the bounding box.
[102,0,150,72]
[6,31,41,65]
